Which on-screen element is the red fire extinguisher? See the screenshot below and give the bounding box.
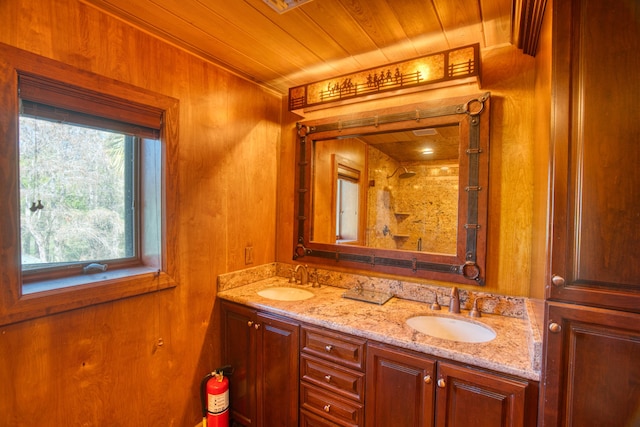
[200,366,232,427]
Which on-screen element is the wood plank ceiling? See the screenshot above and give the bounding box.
[81,0,526,94]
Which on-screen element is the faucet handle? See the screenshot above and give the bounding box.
[310,271,321,288]
[430,291,441,310]
[288,268,296,283]
[469,298,482,317]
[469,296,497,318]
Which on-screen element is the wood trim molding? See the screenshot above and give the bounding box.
[515,0,549,56]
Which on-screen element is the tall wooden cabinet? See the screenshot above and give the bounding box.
[221,301,299,427]
[543,0,640,425]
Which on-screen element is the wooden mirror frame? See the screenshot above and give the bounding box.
[293,93,491,285]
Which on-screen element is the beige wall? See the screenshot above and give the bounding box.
[0,0,280,425]
[278,44,541,298]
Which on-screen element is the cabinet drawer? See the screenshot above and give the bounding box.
[301,382,364,427]
[301,326,366,371]
[300,409,344,427]
[301,353,365,402]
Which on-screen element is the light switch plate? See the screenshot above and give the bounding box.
[245,246,253,265]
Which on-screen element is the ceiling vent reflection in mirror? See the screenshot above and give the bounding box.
[264,0,313,14]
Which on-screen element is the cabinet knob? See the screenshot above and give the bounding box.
[254,323,261,330]
[437,378,446,388]
[325,345,333,352]
[423,375,432,384]
[247,321,254,328]
[551,275,565,287]
[323,404,331,413]
[548,322,562,333]
[324,375,332,383]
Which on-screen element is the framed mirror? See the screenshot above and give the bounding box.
[294,93,491,285]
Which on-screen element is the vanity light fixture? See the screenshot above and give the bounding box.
[289,44,480,111]
[263,0,313,14]
[422,148,434,155]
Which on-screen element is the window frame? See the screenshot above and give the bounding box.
[0,43,179,326]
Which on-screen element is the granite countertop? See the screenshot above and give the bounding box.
[218,275,541,381]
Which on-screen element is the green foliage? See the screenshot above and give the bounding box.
[19,117,131,265]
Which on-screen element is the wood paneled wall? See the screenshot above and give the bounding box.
[0,0,280,425]
[0,0,548,424]
[530,0,553,300]
[277,44,541,298]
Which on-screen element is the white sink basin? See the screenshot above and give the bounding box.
[257,287,315,301]
[406,316,496,343]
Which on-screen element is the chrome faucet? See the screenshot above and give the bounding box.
[294,264,309,286]
[449,286,460,313]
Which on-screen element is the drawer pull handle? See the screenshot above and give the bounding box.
[437,378,446,388]
[254,323,261,330]
[323,404,331,413]
[423,375,432,384]
[324,375,332,383]
[325,345,333,352]
[247,321,254,327]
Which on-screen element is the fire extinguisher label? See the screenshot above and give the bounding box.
[208,391,229,415]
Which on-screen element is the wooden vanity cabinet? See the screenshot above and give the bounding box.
[300,325,366,427]
[222,302,537,427]
[221,301,299,427]
[366,343,537,427]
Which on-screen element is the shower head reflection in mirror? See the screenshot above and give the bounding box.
[386,166,416,179]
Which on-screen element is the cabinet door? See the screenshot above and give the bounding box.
[549,0,640,311]
[256,311,299,427]
[435,362,536,427]
[222,302,257,427]
[365,343,436,427]
[543,302,640,427]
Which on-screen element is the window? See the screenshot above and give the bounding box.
[0,44,178,325]
[333,158,363,244]
[19,110,139,286]
[336,177,359,242]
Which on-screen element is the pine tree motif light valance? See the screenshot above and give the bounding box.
[288,44,480,111]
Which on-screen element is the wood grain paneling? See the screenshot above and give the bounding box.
[0,0,280,425]
[530,1,553,300]
[81,0,516,93]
